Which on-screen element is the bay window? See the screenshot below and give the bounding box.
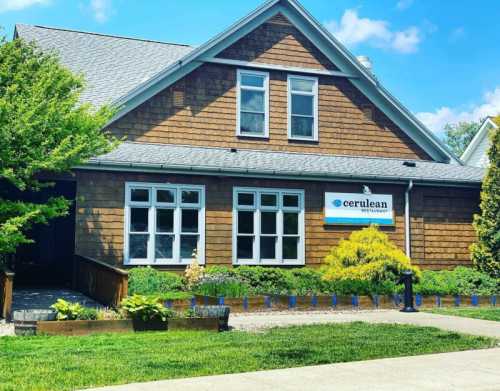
[125,183,205,265]
[288,75,318,141]
[237,69,269,137]
[233,187,305,265]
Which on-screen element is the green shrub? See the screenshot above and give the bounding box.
[193,274,249,298]
[235,266,296,295]
[50,299,98,321]
[289,268,325,295]
[322,225,421,283]
[121,295,174,321]
[413,267,499,296]
[128,267,184,296]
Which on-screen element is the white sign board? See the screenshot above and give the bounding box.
[324,192,394,225]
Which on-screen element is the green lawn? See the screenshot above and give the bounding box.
[425,307,500,322]
[0,322,496,391]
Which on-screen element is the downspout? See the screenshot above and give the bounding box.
[405,180,414,258]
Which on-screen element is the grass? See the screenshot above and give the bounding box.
[425,307,500,322]
[0,322,496,391]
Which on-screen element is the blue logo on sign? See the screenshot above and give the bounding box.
[333,199,342,207]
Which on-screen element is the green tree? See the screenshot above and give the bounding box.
[0,35,117,256]
[471,117,500,278]
[443,121,481,157]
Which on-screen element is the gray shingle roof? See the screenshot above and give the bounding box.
[15,24,194,108]
[88,142,485,184]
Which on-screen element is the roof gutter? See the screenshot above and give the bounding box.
[75,161,482,188]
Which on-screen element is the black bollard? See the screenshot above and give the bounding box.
[399,270,418,313]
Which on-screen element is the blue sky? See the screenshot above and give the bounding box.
[2,0,500,136]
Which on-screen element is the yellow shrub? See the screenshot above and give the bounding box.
[322,225,421,283]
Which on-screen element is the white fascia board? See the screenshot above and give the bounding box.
[461,117,498,162]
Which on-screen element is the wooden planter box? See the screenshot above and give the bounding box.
[37,319,134,336]
[34,316,221,336]
[168,317,220,331]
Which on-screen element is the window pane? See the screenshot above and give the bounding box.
[261,212,276,234]
[180,235,198,258]
[291,116,314,138]
[291,94,313,116]
[241,90,264,112]
[284,212,298,235]
[241,74,264,88]
[130,208,148,232]
[131,188,149,203]
[237,236,253,259]
[238,211,254,234]
[240,112,265,134]
[157,189,174,203]
[155,235,173,259]
[283,194,299,208]
[260,236,276,259]
[291,78,315,92]
[182,190,199,204]
[283,237,298,260]
[156,209,173,233]
[129,234,148,258]
[182,209,198,233]
[238,193,254,206]
[261,193,277,207]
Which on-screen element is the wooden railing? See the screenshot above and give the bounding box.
[0,269,15,320]
[73,255,128,308]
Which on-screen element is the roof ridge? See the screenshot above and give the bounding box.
[122,141,442,164]
[15,23,193,48]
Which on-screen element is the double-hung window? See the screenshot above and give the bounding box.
[237,69,269,137]
[288,75,318,141]
[233,187,305,265]
[125,183,205,265]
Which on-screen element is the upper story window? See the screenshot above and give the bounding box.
[288,75,318,141]
[232,187,305,266]
[237,69,269,138]
[124,183,205,265]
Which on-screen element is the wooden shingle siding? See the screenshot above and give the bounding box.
[217,14,338,71]
[108,15,431,161]
[75,171,477,271]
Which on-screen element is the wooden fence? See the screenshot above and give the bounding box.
[0,269,15,320]
[73,255,128,308]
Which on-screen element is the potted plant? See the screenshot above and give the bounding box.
[121,295,174,331]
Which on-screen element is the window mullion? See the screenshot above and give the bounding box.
[277,205,284,264]
[174,196,181,264]
[255,207,260,264]
[148,203,155,264]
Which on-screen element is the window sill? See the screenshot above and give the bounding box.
[236,133,269,140]
[233,260,305,266]
[288,137,318,143]
[125,259,205,266]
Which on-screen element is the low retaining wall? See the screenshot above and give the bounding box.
[0,269,15,320]
[73,255,128,307]
[164,294,498,313]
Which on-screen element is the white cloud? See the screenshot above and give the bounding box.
[450,27,465,42]
[0,0,50,13]
[90,0,113,23]
[396,0,414,10]
[416,87,500,134]
[325,9,421,54]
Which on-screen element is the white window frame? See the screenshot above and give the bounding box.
[287,75,319,141]
[232,187,305,266]
[124,182,205,265]
[236,69,270,138]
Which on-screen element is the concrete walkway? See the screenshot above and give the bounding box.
[230,310,500,338]
[12,288,102,312]
[87,348,500,391]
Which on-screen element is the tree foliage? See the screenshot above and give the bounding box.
[0,35,117,255]
[471,117,500,278]
[443,120,481,157]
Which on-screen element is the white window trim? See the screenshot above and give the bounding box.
[232,187,305,266]
[236,69,270,138]
[124,182,205,266]
[287,75,319,141]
